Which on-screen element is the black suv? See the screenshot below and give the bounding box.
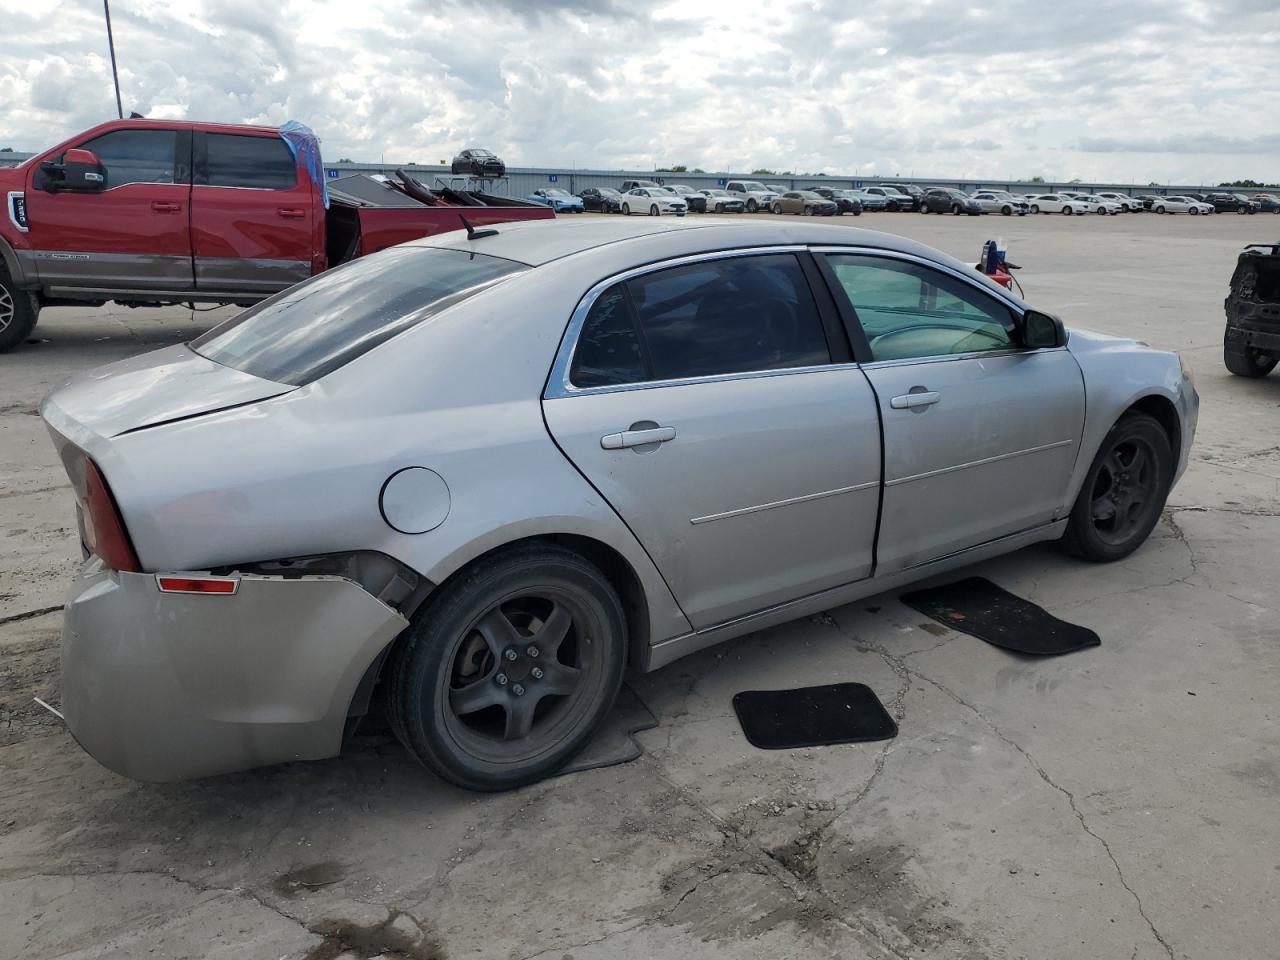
[450,148,506,178]
[1206,192,1260,214]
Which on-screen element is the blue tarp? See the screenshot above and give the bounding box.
[279,120,329,210]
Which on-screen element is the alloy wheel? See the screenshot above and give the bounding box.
[1089,437,1159,547]
[442,590,596,761]
[0,286,13,334]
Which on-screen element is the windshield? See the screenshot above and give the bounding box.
[741,181,769,191]
[192,247,526,385]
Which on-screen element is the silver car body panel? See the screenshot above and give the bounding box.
[61,560,408,781]
[41,219,1198,779]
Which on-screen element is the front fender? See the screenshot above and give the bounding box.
[1063,329,1199,508]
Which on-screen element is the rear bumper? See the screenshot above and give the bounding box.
[61,561,407,781]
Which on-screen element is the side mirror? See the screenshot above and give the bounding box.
[40,149,106,193]
[1021,309,1067,349]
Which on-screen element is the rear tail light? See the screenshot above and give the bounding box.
[82,458,142,573]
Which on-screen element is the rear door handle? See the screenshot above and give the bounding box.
[150,201,181,213]
[600,426,676,449]
[890,391,941,409]
[277,207,306,219]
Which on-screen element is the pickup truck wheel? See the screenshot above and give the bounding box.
[388,543,626,791]
[1224,335,1278,378]
[1061,412,1173,563]
[0,273,37,354]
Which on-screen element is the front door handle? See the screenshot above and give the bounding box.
[600,426,676,450]
[150,201,181,213]
[890,391,941,409]
[277,207,306,219]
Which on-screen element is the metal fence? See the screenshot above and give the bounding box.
[3,149,1275,199]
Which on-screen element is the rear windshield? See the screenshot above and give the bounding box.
[191,247,526,385]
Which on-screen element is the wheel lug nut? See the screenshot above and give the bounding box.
[527,645,539,658]
[504,648,518,661]
[495,673,508,686]
[531,667,544,680]
[512,683,526,696]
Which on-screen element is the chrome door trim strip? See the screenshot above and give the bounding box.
[545,244,813,400]
[885,438,1074,487]
[689,480,878,525]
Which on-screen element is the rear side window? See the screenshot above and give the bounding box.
[569,254,830,387]
[201,133,296,189]
[192,247,526,384]
[80,129,178,187]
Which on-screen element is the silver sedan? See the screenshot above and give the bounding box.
[42,219,1198,790]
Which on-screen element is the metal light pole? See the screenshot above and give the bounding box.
[103,0,123,119]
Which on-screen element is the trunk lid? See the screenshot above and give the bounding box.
[40,344,294,445]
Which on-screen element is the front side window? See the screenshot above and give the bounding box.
[79,129,178,187]
[193,247,525,384]
[201,133,296,189]
[569,254,830,388]
[823,254,1017,363]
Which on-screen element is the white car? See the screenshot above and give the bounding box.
[619,188,687,217]
[1097,192,1143,212]
[970,191,1030,216]
[1078,195,1124,216]
[1153,196,1213,216]
[1028,194,1099,216]
[724,180,780,212]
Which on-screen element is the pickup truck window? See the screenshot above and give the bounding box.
[80,129,178,187]
[202,133,296,190]
[191,247,526,385]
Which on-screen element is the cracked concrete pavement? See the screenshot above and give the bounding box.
[2,212,1278,959]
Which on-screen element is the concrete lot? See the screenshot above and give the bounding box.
[1,210,1277,960]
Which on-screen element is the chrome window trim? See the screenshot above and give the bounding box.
[546,244,827,399]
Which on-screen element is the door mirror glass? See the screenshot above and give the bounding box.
[1021,309,1066,349]
[40,149,107,193]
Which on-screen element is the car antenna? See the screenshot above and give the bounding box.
[459,214,499,240]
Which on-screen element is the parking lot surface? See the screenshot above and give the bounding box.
[1,211,1277,960]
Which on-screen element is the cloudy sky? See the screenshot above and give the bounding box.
[1,0,1277,184]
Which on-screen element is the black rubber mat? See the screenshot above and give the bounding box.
[556,684,658,777]
[732,682,897,750]
[900,576,1100,656]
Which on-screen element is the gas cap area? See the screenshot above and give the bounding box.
[379,467,450,534]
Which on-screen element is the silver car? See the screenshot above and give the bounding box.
[970,191,1030,216]
[41,219,1198,791]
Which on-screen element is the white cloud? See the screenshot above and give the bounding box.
[0,0,1275,183]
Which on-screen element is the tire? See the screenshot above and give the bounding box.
[1060,412,1174,563]
[1156,205,1165,214]
[1189,206,1199,216]
[388,543,627,792]
[746,199,758,213]
[649,204,659,217]
[1063,206,1073,215]
[621,203,630,216]
[1224,334,1278,378]
[1030,204,1040,214]
[951,203,962,215]
[853,208,861,216]
[1001,205,1012,216]
[772,203,783,215]
[1237,206,1246,215]
[920,204,929,214]
[0,271,37,354]
[714,203,723,213]
[804,205,816,216]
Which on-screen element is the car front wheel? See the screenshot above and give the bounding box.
[621,203,630,216]
[1189,206,1199,215]
[1030,204,1039,214]
[1060,412,1173,563]
[389,544,627,791]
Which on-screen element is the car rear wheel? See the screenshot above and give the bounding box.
[0,271,37,354]
[1224,335,1278,378]
[389,544,627,791]
[1061,412,1173,563]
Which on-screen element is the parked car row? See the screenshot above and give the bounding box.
[532,179,1280,219]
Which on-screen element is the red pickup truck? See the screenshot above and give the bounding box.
[0,118,553,351]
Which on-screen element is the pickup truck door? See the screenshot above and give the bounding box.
[818,250,1085,572]
[22,127,194,293]
[190,131,317,296]
[543,250,882,631]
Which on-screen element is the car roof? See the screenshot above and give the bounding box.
[406,218,984,274]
